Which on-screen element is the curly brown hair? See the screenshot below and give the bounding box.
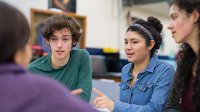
[168,0,200,111]
[42,14,81,47]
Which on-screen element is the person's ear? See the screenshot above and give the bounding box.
[148,40,155,50]
[72,42,77,46]
[192,10,199,23]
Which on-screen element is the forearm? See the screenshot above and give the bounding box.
[79,83,92,102]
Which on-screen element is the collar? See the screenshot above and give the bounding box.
[145,55,158,73]
[123,55,158,82]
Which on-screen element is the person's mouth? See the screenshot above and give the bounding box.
[126,52,135,57]
[171,31,176,38]
[56,50,64,55]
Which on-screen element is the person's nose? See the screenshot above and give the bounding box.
[167,21,173,30]
[125,42,132,50]
[57,39,62,48]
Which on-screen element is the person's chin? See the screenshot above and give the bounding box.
[128,58,135,63]
[174,39,182,44]
[56,55,64,59]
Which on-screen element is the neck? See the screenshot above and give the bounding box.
[51,55,70,69]
[133,56,151,75]
[187,27,199,55]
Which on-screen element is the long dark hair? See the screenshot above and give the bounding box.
[168,0,200,111]
[0,1,30,63]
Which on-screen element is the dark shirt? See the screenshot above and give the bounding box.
[0,63,97,112]
[181,77,194,112]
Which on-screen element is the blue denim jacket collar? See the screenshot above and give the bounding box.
[145,55,158,73]
[123,55,158,82]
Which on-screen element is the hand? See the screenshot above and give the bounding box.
[93,88,114,111]
[71,88,82,95]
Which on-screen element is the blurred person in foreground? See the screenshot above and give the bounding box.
[0,1,97,112]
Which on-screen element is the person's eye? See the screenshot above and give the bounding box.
[171,15,177,20]
[132,41,138,44]
[124,41,128,45]
[63,38,69,41]
[50,38,57,41]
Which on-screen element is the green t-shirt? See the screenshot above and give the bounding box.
[28,49,92,102]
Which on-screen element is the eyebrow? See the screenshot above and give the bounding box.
[51,34,70,37]
[62,35,70,37]
[169,13,176,18]
[124,38,137,41]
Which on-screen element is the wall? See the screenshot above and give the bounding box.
[3,0,121,49]
[1,0,48,22]
[77,0,179,59]
[77,0,121,49]
[1,0,179,59]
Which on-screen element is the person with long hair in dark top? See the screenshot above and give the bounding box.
[0,1,97,112]
[164,0,200,111]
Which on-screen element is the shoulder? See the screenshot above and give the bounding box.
[156,60,175,71]
[122,63,132,72]
[21,73,72,102]
[71,49,90,60]
[154,60,175,81]
[23,72,68,92]
[28,55,49,69]
[12,72,70,101]
[19,73,96,111]
[71,49,89,56]
[149,56,174,72]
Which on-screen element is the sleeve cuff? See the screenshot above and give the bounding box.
[113,101,126,112]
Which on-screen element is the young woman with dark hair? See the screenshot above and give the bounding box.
[93,16,175,112]
[164,0,200,112]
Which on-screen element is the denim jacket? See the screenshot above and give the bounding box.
[113,56,175,112]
